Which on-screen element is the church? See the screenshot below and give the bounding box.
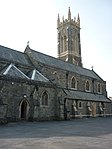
[0,8,111,123]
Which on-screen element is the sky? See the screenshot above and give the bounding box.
[0,0,112,97]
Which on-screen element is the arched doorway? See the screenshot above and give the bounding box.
[19,100,29,120]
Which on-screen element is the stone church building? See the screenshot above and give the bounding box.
[0,8,111,123]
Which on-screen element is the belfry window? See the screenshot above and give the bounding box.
[71,77,77,89]
[42,91,48,106]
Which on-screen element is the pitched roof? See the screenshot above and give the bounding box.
[0,64,30,79]
[27,69,49,82]
[25,48,103,81]
[0,44,104,81]
[65,89,110,102]
[0,45,31,66]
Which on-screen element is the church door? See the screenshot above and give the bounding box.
[19,100,29,120]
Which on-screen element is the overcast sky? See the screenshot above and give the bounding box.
[0,0,112,97]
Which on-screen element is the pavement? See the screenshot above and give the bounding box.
[0,117,112,149]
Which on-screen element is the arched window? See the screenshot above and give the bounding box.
[42,91,48,106]
[97,83,101,93]
[85,81,90,91]
[71,77,77,89]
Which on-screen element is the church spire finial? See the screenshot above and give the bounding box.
[27,41,30,46]
[57,13,60,27]
[77,13,80,20]
[62,16,64,22]
[68,7,71,21]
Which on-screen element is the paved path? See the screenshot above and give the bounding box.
[0,117,112,149]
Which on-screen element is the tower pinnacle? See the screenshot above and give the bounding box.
[57,13,60,26]
[68,7,71,21]
[62,16,64,22]
[77,13,80,26]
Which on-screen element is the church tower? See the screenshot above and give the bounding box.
[57,7,82,67]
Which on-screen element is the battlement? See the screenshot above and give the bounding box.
[57,7,80,28]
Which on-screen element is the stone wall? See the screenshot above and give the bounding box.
[37,62,107,96]
[0,78,58,122]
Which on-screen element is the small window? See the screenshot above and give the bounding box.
[85,80,90,91]
[71,77,77,89]
[41,91,48,106]
[78,101,83,109]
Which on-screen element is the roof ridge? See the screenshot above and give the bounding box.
[92,69,104,82]
[25,47,103,81]
[0,44,31,67]
[29,48,92,72]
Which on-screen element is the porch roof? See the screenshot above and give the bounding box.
[65,90,110,103]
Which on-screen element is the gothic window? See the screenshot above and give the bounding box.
[71,77,77,89]
[41,91,48,106]
[85,80,90,91]
[97,83,101,93]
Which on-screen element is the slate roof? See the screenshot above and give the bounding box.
[0,45,31,66]
[0,44,104,81]
[0,64,30,79]
[65,89,110,102]
[27,69,49,82]
[26,48,103,81]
